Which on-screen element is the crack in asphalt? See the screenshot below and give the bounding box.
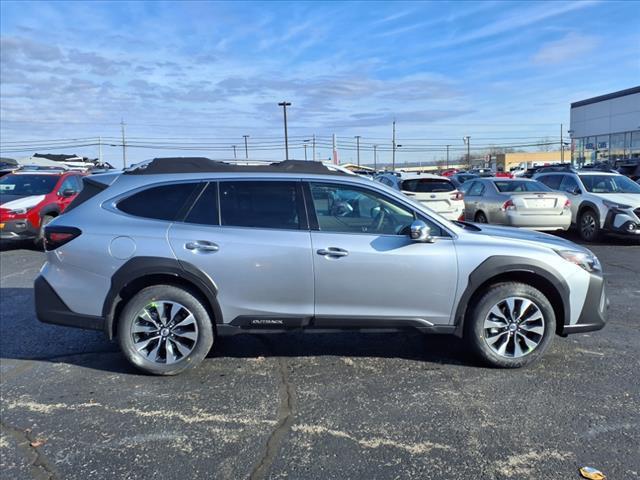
[0,421,58,480]
[248,355,296,480]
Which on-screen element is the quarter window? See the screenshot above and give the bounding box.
[220,181,302,230]
[118,183,199,221]
[537,175,562,190]
[309,182,418,235]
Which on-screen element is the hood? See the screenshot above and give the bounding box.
[0,194,45,210]
[468,223,589,253]
[596,193,640,207]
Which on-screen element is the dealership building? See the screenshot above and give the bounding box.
[570,86,640,165]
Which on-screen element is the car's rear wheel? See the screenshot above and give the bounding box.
[118,285,214,375]
[475,211,488,223]
[578,209,601,242]
[465,282,555,368]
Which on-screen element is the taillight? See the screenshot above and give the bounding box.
[451,192,464,200]
[501,199,516,211]
[564,199,571,209]
[44,226,81,251]
[458,213,465,221]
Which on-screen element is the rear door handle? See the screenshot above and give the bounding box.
[185,240,219,253]
[317,247,349,258]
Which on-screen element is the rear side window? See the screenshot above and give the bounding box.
[401,178,454,193]
[537,175,562,190]
[494,181,551,192]
[118,183,199,221]
[184,182,219,225]
[220,181,302,230]
[467,182,485,196]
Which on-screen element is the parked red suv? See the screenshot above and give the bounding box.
[0,169,84,244]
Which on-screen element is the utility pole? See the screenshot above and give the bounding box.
[354,135,361,167]
[446,144,450,169]
[560,123,564,163]
[463,136,470,167]
[373,145,378,171]
[278,101,291,160]
[120,119,127,168]
[303,140,309,161]
[232,145,237,159]
[98,136,103,164]
[312,134,316,161]
[392,120,396,171]
[332,134,338,164]
[243,135,249,159]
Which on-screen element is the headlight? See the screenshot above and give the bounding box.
[556,249,601,272]
[9,207,30,214]
[603,200,631,210]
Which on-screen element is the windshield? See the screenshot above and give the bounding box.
[402,178,455,193]
[494,180,552,193]
[579,175,640,194]
[0,174,58,195]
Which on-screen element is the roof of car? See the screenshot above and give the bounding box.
[395,172,449,180]
[124,157,351,176]
[537,170,620,176]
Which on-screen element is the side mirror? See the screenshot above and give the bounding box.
[61,189,75,197]
[410,220,435,243]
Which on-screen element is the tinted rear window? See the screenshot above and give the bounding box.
[401,178,454,193]
[118,183,199,221]
[494,181,551,192]
[220,181,302,230]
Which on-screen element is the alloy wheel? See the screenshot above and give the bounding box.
[483,296,545,358]
[130,301,199,364]
[580,212,597,240]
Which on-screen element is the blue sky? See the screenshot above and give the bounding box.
[1,0,639,166]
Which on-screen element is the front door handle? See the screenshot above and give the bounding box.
[185,240,219,253]
[317,247,349,258]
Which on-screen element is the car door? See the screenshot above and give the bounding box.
[463,181,485,220]
[558,174,582,221]
[306,180,458,326]
[168,180,315,326]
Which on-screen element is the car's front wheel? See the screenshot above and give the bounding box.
[118,284,214,375]
[465,282,555,368]
[578,209,601,242]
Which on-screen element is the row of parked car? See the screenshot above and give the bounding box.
[374,168,640,242]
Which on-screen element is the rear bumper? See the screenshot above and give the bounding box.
[560,272,609,335]
[34,275,105,331]
[506,212,572,230]
[0,219,38,239]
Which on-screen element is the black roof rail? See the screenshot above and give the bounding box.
[123,157,350,176]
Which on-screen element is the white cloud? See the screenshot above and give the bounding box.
[532,32,599,65]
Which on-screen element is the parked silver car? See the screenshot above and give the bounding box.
[35,158,607,374]
[463,178,572,231]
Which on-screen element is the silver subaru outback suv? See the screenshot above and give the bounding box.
[35,158,608,375]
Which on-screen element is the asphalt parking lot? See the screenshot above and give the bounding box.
[1,232,639,480]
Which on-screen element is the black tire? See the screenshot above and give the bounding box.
[118,284,214,375]
[475,211,488,223]
[578,209,601,242]
[35,214,55,248]
[464,282,555,368]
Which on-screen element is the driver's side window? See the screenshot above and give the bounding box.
[309,182,416,235]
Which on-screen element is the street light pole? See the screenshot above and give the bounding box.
[312,134,316,161]
[463,136,471,167]
[446,145,450,169]
[303,140,309,161]
[243,135,249,159]
[278,101,291,160]
[354,135,361,167]
[560,123,564,163]
[232,145,237,159]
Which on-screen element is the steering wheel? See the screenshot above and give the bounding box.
[370,206,391,232]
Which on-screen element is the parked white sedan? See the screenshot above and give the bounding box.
[375,172,464,220]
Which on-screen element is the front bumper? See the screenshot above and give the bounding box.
[560,272,609,335]
[603,209,640,236]
[34,275,105,331]
[0,218,38,239]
